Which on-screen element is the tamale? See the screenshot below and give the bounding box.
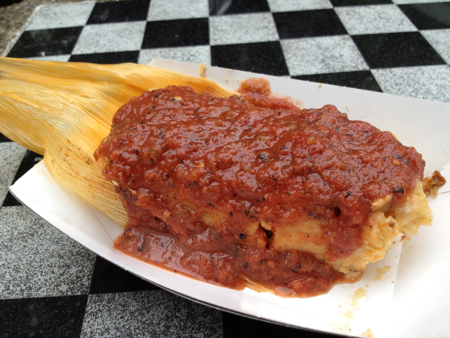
[0,57,438,297]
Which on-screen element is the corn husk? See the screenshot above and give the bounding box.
[0,57,234,227]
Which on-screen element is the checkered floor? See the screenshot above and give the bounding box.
[1,0,450,336]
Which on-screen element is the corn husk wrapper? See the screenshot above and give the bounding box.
[0,57,234,227]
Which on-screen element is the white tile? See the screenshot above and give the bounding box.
[392,0,450,3]
[81,291,223,337]
[0,206,96,299]
[421,29,450,64]
[281,36,369,76]
[267,0,332,12]
[72,22,146,55]
[148,0,209,21]
[0,143,26,205]
[25,2,95,31]
[335,5,417,35]
[25,54,71,62]
[210,13,278,46]
[139,46,211,65]
[372,65,450,104]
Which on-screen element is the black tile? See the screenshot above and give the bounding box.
[222,312,333,338]
[209,0,270,15]
[399,3,450,30]
[9,150,43,183]
[70,51,139,64]
[293,71,382,92]
[2,150,43,207]
[352,32,446,69]
[273,10,347,39]
[0,132,13,142]
[89,256,160,294]
[142,18,209,49]
[0,0,22,8]
[0,296,88,338]
[2,192,21,207]
[211,42,289,76]
[7,27,82,58]
[87,0,150,24]
[330,0,392,6]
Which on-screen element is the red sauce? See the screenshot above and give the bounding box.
[96,79,424,297]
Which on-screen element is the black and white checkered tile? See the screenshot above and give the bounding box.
[1,0,450,336]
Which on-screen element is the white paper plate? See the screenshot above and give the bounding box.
[10,59,450,337]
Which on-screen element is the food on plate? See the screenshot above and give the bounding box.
[0,57,443,297]
[422,171,446,197]
[94,78,436,297]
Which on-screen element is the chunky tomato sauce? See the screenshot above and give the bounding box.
[96,79,424,297]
